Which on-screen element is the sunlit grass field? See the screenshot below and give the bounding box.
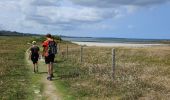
[1,36,170,100]
[0,36,34,99]
[55,44,170,100]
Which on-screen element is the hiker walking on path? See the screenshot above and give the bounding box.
[42,33,57,81]
[29,41,40,73]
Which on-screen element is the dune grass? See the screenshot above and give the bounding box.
[0,36,36,99]
[54,43,170,100]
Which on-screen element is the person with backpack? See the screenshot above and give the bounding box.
[42,33,57,81]
[29,41,40,73]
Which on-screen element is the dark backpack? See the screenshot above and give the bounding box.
[31,46,39,54]
[48,41,57,55]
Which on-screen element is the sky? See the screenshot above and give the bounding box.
[0,0,170,39]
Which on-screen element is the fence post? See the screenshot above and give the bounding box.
[57,44,60,53]
[112,48,115,79]
[66,44,68,59]
[80,46,83,63]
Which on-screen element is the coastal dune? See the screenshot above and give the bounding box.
[72,42,169,47]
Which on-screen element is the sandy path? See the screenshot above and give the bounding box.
[25,50,60,100]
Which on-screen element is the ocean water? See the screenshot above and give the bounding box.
[62,37,169,44]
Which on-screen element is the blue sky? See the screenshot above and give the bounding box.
[0,0,170,39]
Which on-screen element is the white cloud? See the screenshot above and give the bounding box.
[0,0,169,34]
[31,0,61,6]
[70,0,170,7]
[32,7,117,23]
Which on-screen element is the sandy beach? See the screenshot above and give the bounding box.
[72,42,169,47]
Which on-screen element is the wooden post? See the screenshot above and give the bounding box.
[112,48,115,79]
[57,44,60,53]
[66,45,68,59]
[80,46,83,63]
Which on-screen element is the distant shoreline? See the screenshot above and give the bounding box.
[62,37,170,44]
[72,42,169,47]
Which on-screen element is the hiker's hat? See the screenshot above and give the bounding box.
[32,41,36,45]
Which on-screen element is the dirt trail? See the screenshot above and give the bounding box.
[25,50,61,100]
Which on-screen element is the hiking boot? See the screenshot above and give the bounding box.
[47,76,52,81]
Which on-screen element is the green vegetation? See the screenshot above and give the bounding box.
[0,30,39,36]
[1,36,170,100]
[0,36,34,99]
[54,43,170,100]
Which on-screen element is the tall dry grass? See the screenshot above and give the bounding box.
[55,43,170,100]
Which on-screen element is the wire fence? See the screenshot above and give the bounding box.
[57,44,116,80]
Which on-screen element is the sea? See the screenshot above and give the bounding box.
[61,37,170,44]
